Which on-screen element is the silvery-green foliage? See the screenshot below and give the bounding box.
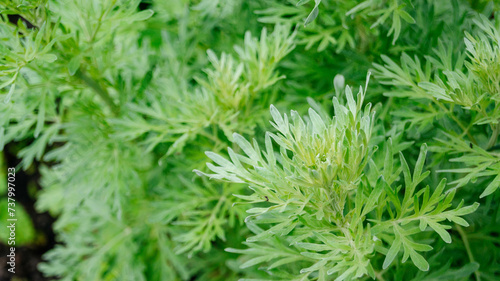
[112,24,296,156]
[0,0,153,169]
[257,0,416,53]
[0,0,497,280]
[198,77,478,280]
[373,14,500,198]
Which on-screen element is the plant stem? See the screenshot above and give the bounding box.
[487,123,500,150]
[433,99,478,145]
[379,97,393,121]
[75,70,119,115]
[456,224,481,281]
[375,271,386,281]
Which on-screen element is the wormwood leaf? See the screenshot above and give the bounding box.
[304,0,321,26]
[233,133,260,161]
[383,234,401,269]
[481,174,500,198]
[413,144,428,185]
[427,220,452,243]
[129,9,154,21]
[4,83,16,103]
[361,177,384,217]
[308,108,326,133]
[410,250,429,271]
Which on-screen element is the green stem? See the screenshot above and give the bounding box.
[487,123,500,150]
[379,97,393,121]
[375,270,386,281]
[433,99,478,145]
[456,224,481,281]
[468,234,500,243]
[75,70,119,115]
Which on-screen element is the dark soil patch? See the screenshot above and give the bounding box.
[0,143,56,281]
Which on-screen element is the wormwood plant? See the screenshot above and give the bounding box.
[258,0,416,53]
[0,0,499,281]
[198,77,479,280]
[373,14,500,198]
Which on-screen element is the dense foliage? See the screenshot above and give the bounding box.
[0,0,499,280]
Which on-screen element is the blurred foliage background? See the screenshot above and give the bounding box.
[0,0,499,280]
